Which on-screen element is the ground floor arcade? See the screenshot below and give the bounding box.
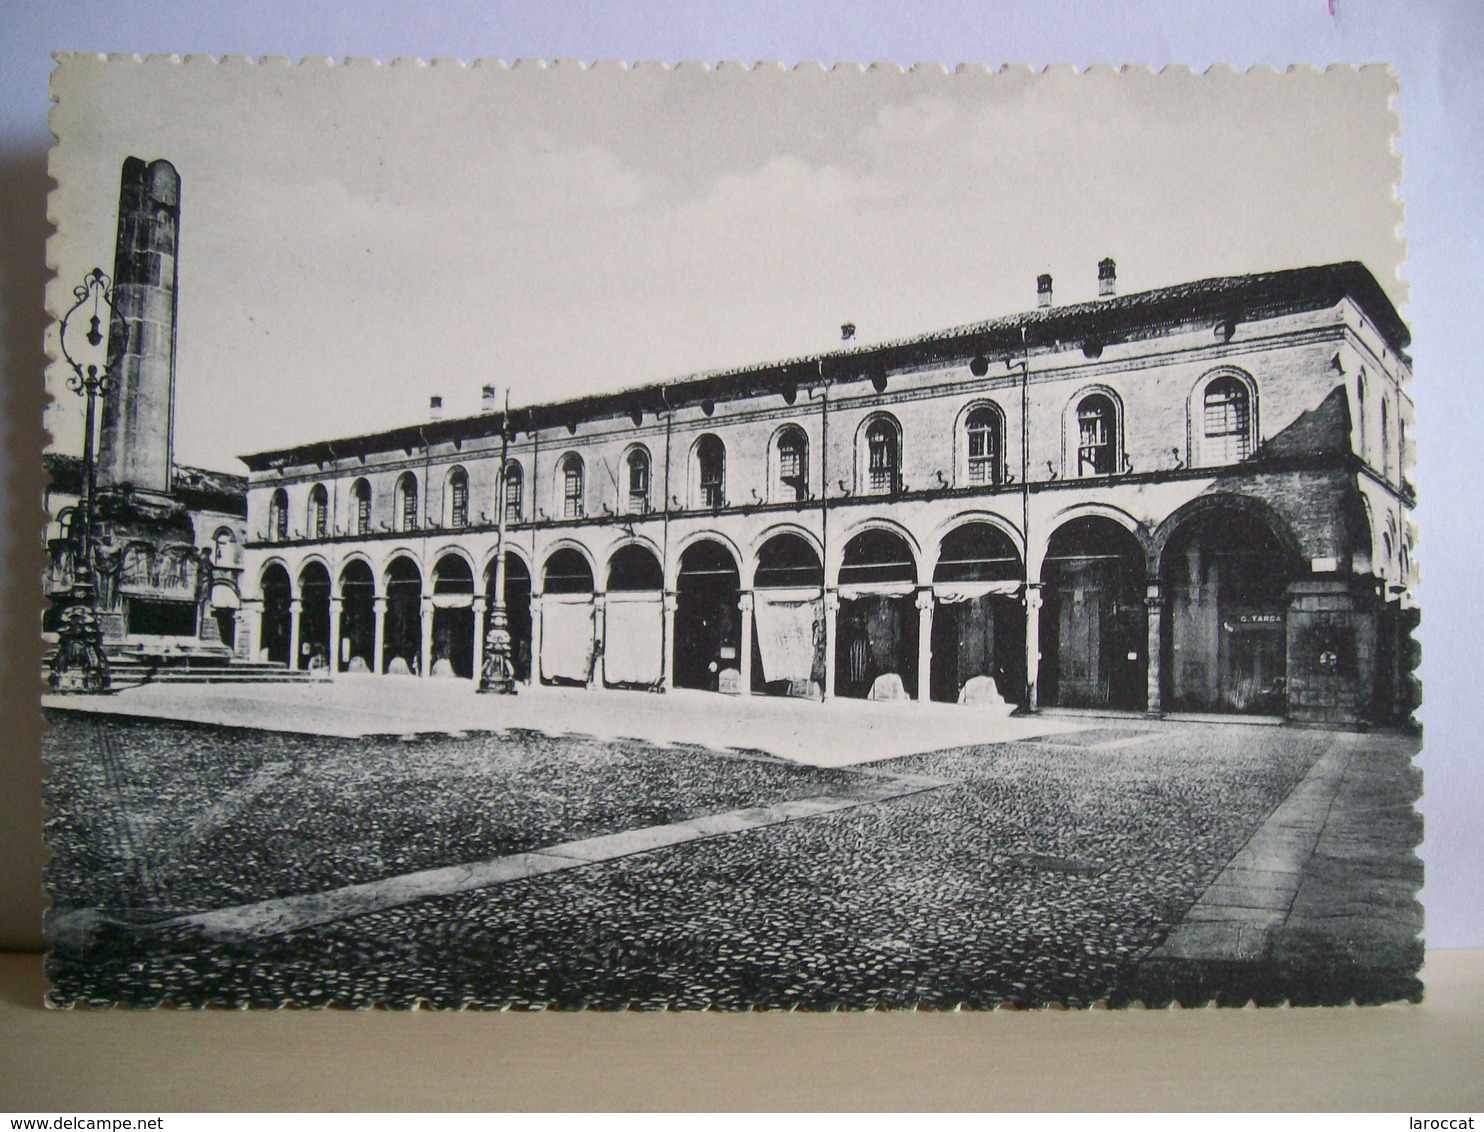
[239,480,1416,727]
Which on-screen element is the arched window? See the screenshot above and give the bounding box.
[351,478,372,535]
[776,427,808,501]
[502,461,523,523]
[965,406,1003,486]
[1075,394,1118,477]
[560,454,585,519]
[865,417,900,495]
[1381,398,1392,481]
[694,434,726,508]
[396,472,419,533]
[625,447,651,514]
[269,488,288,542]
[1356,370,1368,462]
[212,526,238,567]
[308,483,329,539]
[1202,376,1252,465]
[447,466,469,528]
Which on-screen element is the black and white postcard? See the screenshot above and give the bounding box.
[41,58,1421,1009]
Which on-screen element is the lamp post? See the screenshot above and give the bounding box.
[479,392,516,694]
[49,267,114,694]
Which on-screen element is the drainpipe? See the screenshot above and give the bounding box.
[1019,325,1037,711]
[813,361,832,702]
[661,386,675,688]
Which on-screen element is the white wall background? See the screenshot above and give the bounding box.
[1,0,1478,951]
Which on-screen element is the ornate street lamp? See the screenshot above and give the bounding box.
[48,268,114,693]
[479,391,516,694]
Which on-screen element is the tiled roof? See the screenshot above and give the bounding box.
[231,260,1407,471]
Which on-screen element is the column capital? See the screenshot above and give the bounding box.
[823,589,840,613]
[373,596,388,612]
[738,590,754,613]
[1024,586,1044,611]
[915,588,934,611]
[472,595,488,612]
[593,592,607,610]
[329,595,344,607]
[289,598,303,612]
[663,592,679,613]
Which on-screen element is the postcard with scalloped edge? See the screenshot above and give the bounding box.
[41,56,1419,1009]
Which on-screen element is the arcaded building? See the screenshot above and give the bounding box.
[238,259,1417,726]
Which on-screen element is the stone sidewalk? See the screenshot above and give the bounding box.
[42,677,1087,767]
[1136,729,1423,1001]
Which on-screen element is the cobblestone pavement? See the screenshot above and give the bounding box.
[41,711,1418,1011]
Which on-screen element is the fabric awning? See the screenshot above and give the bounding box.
[838,582,916,600]
[541,596,594,683]
[603,594,663,685]
[754,593,821,684]
[933,580,1022,603]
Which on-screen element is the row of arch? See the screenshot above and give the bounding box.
[262,371,1261,542]
[255,499,1306,715]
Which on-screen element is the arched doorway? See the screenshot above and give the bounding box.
[931,523,1025,704]
[338,559,375,672]
[675,540,741,692]
[260,563,291,666]
[1040,517,1147,710]
[836,529,919,699]
[484,553,532,683]
[605,544,665,688]
[541,548,595,686]
[752,533,825,697]
[430,553,475,679]
[297,561,332,672]
[382,555,423,675]
[1162,506,1298,714]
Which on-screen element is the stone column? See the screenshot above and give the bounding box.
[472,595,487,684]
[661,592,677,691]
[1144,583,1164,717]
[590,593,606,689]
[738,591,754,696]
[915,588,934,702]
[1023,584,1043,711]
[419,596,434,678]
[236,598,262,662]
[530,595,545,685]
[823,590,840,700]
[288,598,302,672]
[329,596,343,678]
[372,596,387,675]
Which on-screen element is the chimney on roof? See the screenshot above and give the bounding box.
[1036,274,1053,309]
[480,384,499,414]
[841,322,856,341]
[1098,257,1117,298]
[429,395,444,421]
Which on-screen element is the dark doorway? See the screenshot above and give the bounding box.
[383,555,423,675]
[127,598,197,638]
[260,563,291,665]
[431,554,475,679]
[298,562,332,672]
[485,553,532,683]
[1040,517,1147,710]
[338,559,375,672]
[1162,507,1297,714]
[836,529,919,699]
[930,523,1025,704]
[675,540,740,692]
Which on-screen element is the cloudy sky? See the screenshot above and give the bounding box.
[46,59,1402,472]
